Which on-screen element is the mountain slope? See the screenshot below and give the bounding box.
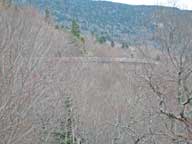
[0,5,161,144]
[14,0,192,45]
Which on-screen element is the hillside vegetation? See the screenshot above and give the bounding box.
[0,3,160,144]
[14,0,192,45]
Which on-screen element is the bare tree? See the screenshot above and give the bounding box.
[142,7,192,143]
[0,6,69,144]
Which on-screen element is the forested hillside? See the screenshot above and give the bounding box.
[13,0,192,45]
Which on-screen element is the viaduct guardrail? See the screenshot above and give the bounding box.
[41,57,159,65]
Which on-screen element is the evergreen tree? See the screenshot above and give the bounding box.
[45,8,50,23]
[111,40,115,47]
[71,19,80,38]
[121,42,129,48]
[54,96,77,144]
[97,36,106,44]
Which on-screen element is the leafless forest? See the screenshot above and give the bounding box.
[0,1,192,144]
